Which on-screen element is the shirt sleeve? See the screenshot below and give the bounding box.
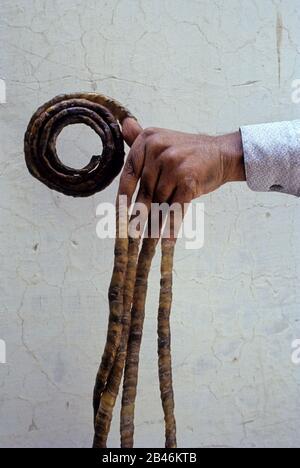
[240,120,300,197]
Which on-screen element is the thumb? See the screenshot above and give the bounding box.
[121,117,143,147]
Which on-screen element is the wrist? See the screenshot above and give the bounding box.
[217,131,246,183]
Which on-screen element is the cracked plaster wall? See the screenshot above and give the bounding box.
[0,0,300,448]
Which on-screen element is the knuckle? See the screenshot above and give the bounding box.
[146,134,163,152]
[124,156,136,176]
[143,127,157,138]
[161,147,179,164]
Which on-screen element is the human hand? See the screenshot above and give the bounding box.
[121,119,245,211]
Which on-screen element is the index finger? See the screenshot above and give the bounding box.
[118,133,146,207]
[121,117,143,147]
[118,117,144,207]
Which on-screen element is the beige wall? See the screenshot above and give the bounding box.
[0,0,300,448]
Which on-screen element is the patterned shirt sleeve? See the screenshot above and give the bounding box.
[240,120,300,197]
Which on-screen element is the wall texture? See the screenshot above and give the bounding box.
[0,0,300,448]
